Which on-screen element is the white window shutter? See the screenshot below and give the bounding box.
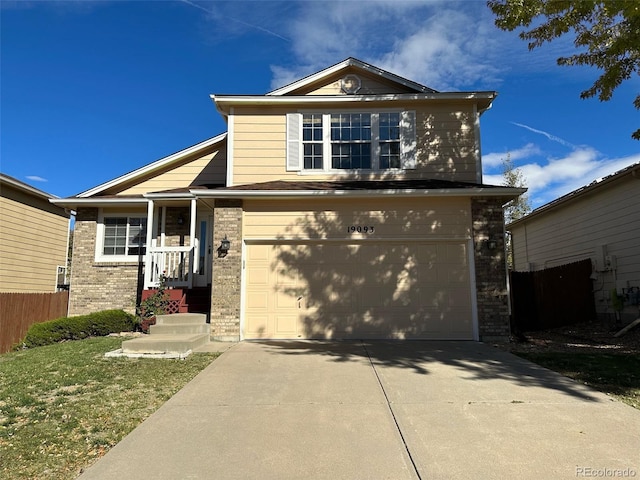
[400,110,416,170]
[286,113,302,171]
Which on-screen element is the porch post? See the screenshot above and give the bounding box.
[143,199,155,289]
[189,198,197,288]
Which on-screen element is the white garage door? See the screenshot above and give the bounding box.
[244,241,475,340]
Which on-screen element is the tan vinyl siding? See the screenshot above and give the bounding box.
[118,147,227,195]
[0,187,69,293]
[306,76,410,96]
[509,175,640,321]
[230,103,479,186]
[243,197,472,240]
[288,68,420,96]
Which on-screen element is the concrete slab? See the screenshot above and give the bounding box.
[192,340,237,353]
[79,340,640,480]
[365,341,640,479]
[394,401,639,480]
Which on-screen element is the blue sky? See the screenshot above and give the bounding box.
[2,0,639,208]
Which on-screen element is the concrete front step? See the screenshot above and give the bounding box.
[122,333,210,355]
[155,313,207,325]
[149,323,210,335]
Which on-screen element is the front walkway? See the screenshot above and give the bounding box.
[80,341,639,479]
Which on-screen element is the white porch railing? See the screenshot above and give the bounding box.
[147,246,194,288]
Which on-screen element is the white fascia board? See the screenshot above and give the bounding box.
[50,197,149,208]
[77,133,227,198]
[143,192,195,199]
[0,174,59,200]
[212,92,497,115]
[266,58,435,96]
[191,187,525,200]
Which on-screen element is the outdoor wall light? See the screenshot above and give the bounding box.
[486,239,498,250]
[219,235,231,254]
[177,213,184,225]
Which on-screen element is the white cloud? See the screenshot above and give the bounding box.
[268,1,506,91]
[26,175,47,182]
[483,143,541,168]
[484,145,640,207]
[542,154,640,202]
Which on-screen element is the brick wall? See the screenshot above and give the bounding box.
[69,208,141,316]
[210,200,243,341]
[471,198,510,341]
[162,207,191,247]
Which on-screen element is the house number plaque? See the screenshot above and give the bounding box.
[347,225,375,234]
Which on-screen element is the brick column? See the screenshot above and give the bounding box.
[471,198,510,342]
[210,199,243,341]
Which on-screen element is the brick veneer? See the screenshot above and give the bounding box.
[69,208,141,316]
[210,200,243,341]
[471,198,510,341]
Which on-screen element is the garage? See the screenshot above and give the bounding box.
[243,240,476,340]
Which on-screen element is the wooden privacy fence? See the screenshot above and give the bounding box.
[0,291,69,353]
[510,259,596,332]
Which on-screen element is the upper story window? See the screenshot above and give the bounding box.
[331,113,371,169]
[303,113,323,170]
[96,213,147,262]
[379,112,401,169]
[289,110,415,173]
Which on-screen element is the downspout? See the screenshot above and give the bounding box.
[473,103,483,184]
[64,209,75,316]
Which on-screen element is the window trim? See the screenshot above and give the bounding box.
[290,109,416,174]
[95,211,148,263]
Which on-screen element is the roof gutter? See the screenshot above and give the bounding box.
[212,92,497,116]
[50,197,149,208]
[191,186,525,201]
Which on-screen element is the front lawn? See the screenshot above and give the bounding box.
[0,337,218,480]
[515,352,640,409]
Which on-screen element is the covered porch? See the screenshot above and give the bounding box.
[142,194,215,312]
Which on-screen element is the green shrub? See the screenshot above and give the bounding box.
[21,310,136,349]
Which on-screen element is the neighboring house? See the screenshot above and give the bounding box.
[0,174,71,292]
[508,162,640,324]
[53,58,523,341]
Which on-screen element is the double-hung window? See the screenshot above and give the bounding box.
[303,113,324,169]
[330,113,372,169]
[97,214,147,261]
[289,110,415,172]
[378,112,401,169]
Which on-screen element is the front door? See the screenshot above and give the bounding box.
[194,214,213,287]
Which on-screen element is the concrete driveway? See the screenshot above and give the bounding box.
[80,341,640,480]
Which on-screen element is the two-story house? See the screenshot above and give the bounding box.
[53,58,523,342]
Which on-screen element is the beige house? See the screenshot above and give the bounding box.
[508,162,640,325]
[54,58,523,341]
[0,174,71,292]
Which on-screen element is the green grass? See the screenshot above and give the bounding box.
[516,352,640,409]
[0,337,218,480]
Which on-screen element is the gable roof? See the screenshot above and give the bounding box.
[76,133,227,198]
[267,57,437,96]
[508,161,640,229]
